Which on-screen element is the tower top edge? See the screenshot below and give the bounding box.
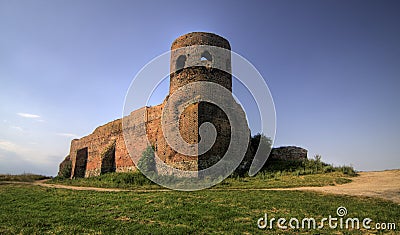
[171,32,231,50]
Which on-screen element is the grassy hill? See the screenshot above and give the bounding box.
[49,157,357,190]
[0,183,398,234]
[1,159,398,234]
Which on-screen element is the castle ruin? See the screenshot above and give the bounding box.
[58,32,307,178]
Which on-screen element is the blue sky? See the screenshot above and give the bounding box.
[1,0,399,175]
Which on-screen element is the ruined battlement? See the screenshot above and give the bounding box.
[58,32,307,178]
[269,146,308,161]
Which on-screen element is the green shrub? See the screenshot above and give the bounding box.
[323,165,334,173]
[340,166,357,176]
[137,146,156,175]
[59,160,72,179]
[255,154,357,178]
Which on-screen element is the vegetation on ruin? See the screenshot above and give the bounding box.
[258,155,357,177]
[50,154,356,190]
[59,160,72,179]
[137,145,156,175]
[49,170,354,190]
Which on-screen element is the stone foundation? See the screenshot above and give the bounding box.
[269,146,308,161]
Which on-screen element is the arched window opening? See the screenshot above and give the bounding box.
[200,51,212,62]
[176,55,186,71]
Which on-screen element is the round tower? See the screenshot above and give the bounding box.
[169,32,232,95]
[165,32,234,171]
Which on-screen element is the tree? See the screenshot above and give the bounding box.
[59,158,72,178]
[137,146,156,175]
[250,133,272,154]
[234,133,272,176]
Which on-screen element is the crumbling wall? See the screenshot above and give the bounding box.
[269,146,308,161]
[146,101,199,174]
[69,118,135,178]
[100,140,116,174]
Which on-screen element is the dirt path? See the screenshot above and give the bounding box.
[2,170,399,204]
[279,170,400,204]
[33,180,132,192]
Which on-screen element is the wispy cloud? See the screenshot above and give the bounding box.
[0,140,20,153]
[56,133,79,138]
[0,140,33,159]
[17,113,41,119]
[0,139,61,175]
[10,126,23,131]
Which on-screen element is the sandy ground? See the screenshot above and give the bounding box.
[1,170,399,204]
[283,170,400,204]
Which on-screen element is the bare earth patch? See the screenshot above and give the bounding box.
[283,170,400,204]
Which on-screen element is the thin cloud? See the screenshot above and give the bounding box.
[0,139,60,174]
[0,140,19,153]
[57,133,79,138]
[0,140,31,159]
[10,126,23,131]
[17,113,41,119]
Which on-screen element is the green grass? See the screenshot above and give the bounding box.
[215,172,353,189]
[49,171,354,190]
[50,157,358,190]
[50,171,161,189]
[0,183,398,234]
[0,173,50,182]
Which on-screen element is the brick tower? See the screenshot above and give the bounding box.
[167,32,233,171]
[63,32,246,178]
